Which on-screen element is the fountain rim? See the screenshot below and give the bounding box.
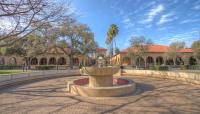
[73,78,135,89]
[81,66,120,76]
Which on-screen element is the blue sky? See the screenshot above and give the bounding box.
[72,0,200,49]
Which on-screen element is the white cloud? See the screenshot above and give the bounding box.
[0,17,15,33]
[157,13,176,25]
[180,19,200,24]
[123,18,131,24]
[140,4,164,24]
[122,17,135,29]
[162,31,199,46]
[192,4,200,10]
[192,1,200,10]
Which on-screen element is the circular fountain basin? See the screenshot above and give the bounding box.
[68,78,136,97]
[82,67,120,87]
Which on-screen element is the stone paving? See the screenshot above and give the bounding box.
[0,75,200,114]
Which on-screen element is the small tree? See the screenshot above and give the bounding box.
[192,40,200,62]
[167,41,185,65]
[128,36,152,68]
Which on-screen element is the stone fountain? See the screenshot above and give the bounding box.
[67,56,136,97]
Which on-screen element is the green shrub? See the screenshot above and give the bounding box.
[0,65,22,69]
[149,65,156,70]
[157,65,169,71]
[189,65,200,70]
[180,65,189,70]
[35,65,56,70]
[149,65,169,71]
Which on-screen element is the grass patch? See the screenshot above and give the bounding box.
[0,70,30,75]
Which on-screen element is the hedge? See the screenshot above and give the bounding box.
[149,65,169,71]
[35,65,56,70]
[180,65,190,70]
[0,65,22,70]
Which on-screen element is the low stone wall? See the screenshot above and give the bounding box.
[0,70,80,88]
[123,69,200,85]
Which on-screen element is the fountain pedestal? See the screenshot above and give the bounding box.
[82,67,118,87]
[89,75,113,87]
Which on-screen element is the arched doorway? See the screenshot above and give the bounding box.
[166,58,174,65]
[189,57,197,65]
[40,58,47,65]
[9,57,17,65]
[175,57,184,65]
[58,57,66,65]
[122,56,130,65]
[0,57,5,65]
[49,57,56,65]
[31,57,38,65]
[156,56,164,65]
[73,58,79,66]
[136,57,145,68]
[146,56,154,66]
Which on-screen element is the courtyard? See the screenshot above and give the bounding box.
[1,0,200,114]
[0,75,200,114]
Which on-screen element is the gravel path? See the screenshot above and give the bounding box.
[0,75,200,114]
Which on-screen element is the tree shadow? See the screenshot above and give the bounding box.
[119,82,155,97]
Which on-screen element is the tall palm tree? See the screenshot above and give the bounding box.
[105,24,119,56]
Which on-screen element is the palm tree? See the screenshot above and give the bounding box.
[105,24,119,56]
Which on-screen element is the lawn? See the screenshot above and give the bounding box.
[0,70,30,75]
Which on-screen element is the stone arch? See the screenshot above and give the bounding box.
[73,57,79,66]
[189,57,197,65]
[31,57,38,65]
[40,58,47,65]
[146,56,154,66]
[122,56,131,65]
[58,57,66,65]
[9,57,17,65]
[175,57,184,65]
[156,56,164,65]
[166,58,174,65]
[49,57,56,65]
[136,57,145,67]
[0,57,5,65]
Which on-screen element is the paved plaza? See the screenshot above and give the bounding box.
[0,75,200,114]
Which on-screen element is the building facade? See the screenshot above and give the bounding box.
[110,45,199,67]
[0,47,107,69]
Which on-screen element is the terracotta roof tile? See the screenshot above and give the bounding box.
[178,48,193,53]
[146,45,169,53]
[96,47,107,52]
[123,45,193,53]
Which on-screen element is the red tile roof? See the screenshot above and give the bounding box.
[122,45,193,53]
[96,47,107,52]
[179,48,193,53]
[146,45,169,53]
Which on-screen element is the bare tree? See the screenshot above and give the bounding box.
[128,36,152,68]
[167,41,185,65]
[0,0,72,47]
